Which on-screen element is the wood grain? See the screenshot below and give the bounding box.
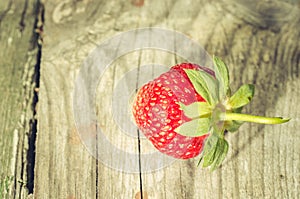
[0,0,40,198]
[34,0,300,198]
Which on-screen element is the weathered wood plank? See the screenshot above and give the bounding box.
[0,0,40,198]
[35,0,300,198]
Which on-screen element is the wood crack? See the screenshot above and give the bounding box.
[19,0,29,33]
[136,48,144,199]
[25,0,44,195]
[95,124,99,199]
[0,0,13,25]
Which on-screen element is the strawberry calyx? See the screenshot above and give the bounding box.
[174,56,290,171]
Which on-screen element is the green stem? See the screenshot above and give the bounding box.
[221,112,290,124]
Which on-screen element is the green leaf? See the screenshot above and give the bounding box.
[184,69,212,104]
[225,120,244,132]
[198,132,229,171]
[202,134,219,167]
[210,138,229,171]
[178,102,211,119]
[229,84,255,109]
[185,69,215,105]
[174,118,210,137]
[213,56,230,98]
[225,107,244,132]
[198,70,219,101]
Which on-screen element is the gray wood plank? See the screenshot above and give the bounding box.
[35,0,300,198]
[0,0,40,198]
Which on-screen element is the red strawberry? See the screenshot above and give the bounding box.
[132,63,212,159]
[132,56,290,170]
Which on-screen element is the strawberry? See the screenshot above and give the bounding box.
[132,63,212,159]
[132,56,290,170]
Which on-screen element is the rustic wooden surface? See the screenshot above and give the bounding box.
[1,0,299,198]
[0,0,40,198]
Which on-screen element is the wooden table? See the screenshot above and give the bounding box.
[1,0,299,198]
